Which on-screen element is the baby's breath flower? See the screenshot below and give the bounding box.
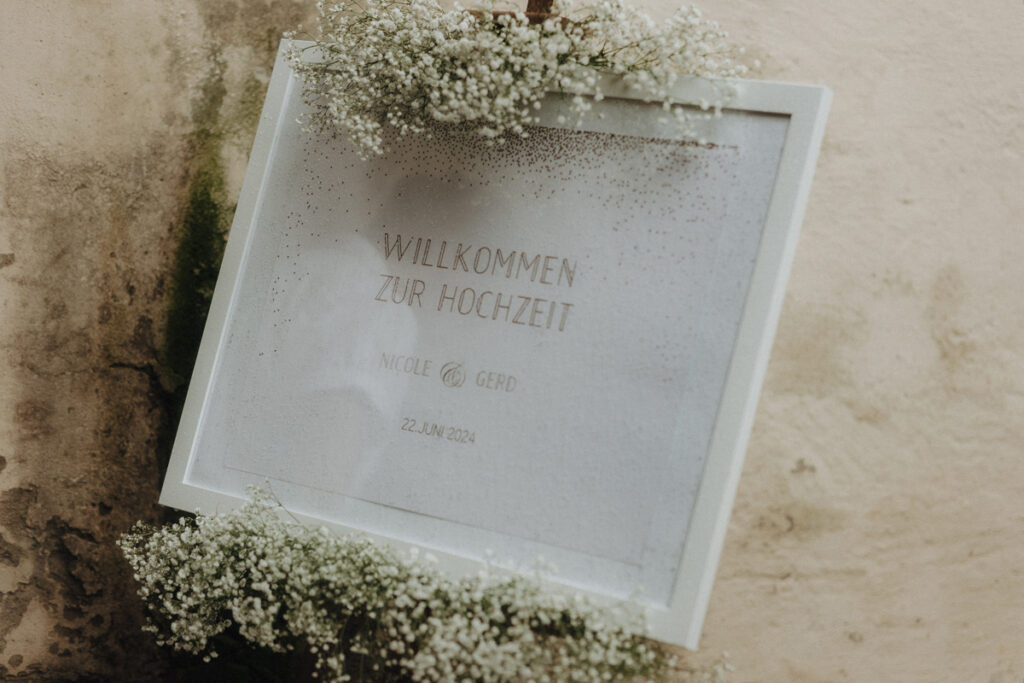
[287,0,747,156]
[119,488,665,681]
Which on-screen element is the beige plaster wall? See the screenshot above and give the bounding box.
[0,0,1021,680]
[681,1,1024,681]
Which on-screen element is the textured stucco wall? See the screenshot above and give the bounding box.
[681,1,1024,681]
[0,0,1021,680]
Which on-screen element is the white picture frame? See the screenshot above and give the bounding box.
[160,40,830,649]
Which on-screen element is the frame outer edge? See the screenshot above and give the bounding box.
[663,83,833,649]
[160,42,296,510]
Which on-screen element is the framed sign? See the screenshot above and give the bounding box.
[160,41,830,648]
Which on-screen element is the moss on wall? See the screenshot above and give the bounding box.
[162,78,232,431]
[0,2,313,678]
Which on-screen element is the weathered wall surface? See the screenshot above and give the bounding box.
[0,0,1021,681]
[0,1,314,678]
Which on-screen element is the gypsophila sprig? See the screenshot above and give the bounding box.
[119,488,665,681]
[286,0,748,157]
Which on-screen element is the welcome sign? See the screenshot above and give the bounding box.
[377,233,577,331]
[161,42,830,648]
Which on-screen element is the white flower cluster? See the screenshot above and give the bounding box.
[287,0,748,156]
[119,489,664,682]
